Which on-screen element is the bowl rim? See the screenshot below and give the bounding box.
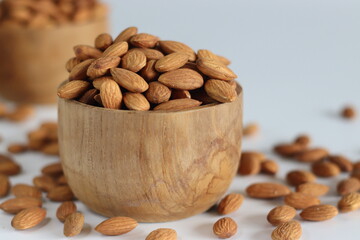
[58,82,243,115]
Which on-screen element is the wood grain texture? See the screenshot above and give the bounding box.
[0,18,108,104]
[58,86,242,222]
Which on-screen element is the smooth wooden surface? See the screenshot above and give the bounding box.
[0,18,108,104]
[58,87,243,222]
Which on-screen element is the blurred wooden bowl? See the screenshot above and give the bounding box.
[58,85,243,222]
[0,18,108,104]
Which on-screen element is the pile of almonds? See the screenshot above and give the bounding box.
[0,0,107,29]
[58,26,239,111]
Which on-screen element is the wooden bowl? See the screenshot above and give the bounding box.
[0,18,108,104]
[58,86,243,222]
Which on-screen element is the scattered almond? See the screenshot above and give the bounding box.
[338,192,360,212]
[243,123,259,136]
[296,182,329,197]
[261,160,279,175]
[300,204,338,221]
[0,174,10,197]
[312,161,341,177]
[271,220,302,240]
[286,170,316,186]
[11,207,46,230]
[145,228,177,240]
[57,201,77,222]
[12,184,42,199]
[273,143,306,157]
[95,216,138,236]
[47,185,74,202]
[267,205,296,226]
[246,182,291,199]
[296,148,328,163]
[217,193,244,215]
[238,152,262,175]
[64,212,84,237]
[33,175,57,192]
[337,178,360,196]
[213,217,237,239]
[41,163,63,177]
[328,155,353,172]
[0,155,21,176]
[7,144,28,154]
[294,134,311,146]
[0,197,42,214]
[284,192,320,210]
[341,105,356,119]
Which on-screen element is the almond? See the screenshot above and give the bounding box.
[261,160,279,175]
[47,185,74,202]
[158,69,204,90]
[154,99,202,111]
[204,79,237,103]
[0,174,10,197]
[78,88,99,105]
[171,89,191,100]
[159,40,196,61]
[41,142,59,155]
[73,45,102,60]
[11,207,46,230]
[114,26,138,42]
[137,48,164,60]
[213,217,237,239]
[296,148,328,162]
[191,88,218,104]
[284,192,320,210]
[341,106,356,119]
[271,220,302,240]
[296,182,329,197]
[64,212,84,237]
[69,59,95,80]
[197,49,231,65]
[123,92,150,111]
[145,228,177,240]
[238,152,262,175]
[100,80,122,109]
[0,156,21,176]
[56,201,77,222]
[155,52,189,72]
[57,80,91,99]
[328,155,353,172]
[145,82,171,104]
[217,193,244,215]
[338,192,360,212]
[41,163,63,177]
[294,134,311,146]
[95,33,113,50]
[12,184,42,199]
[87,56,121,79]
[57,175,67,185]
[102,41,129,57]
[33,175,57,192]
[243,123,259,136]
[312,161,341,177]
[65,57,81,72]
[267,205,297,226]
[121,49,147,72]
[197,58,237,81]
[93,76,115,90]
[300,204,338,221]
[246,183,291,199]
[140,60,159,82]
[95,216,138,236]
[7,144,28,153]
[0,197,42,214]
[286,170,316,186]
[337,178,360,196]
[111,68,149,93]
[130,33,159,48]
[273,143,306,157]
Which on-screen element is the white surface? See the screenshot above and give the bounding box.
[1,0,360,239]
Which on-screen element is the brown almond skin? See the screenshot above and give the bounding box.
[171,89,191,100]
[0,174,10,197]
[57,201,77,222]
[121,49,147,72]
[155,52,189,72]
[197,49,230,65]
[41,163,63,177]
[328,155,353,172]
[246,183,291,199]
[159,40,196,61]
[74,45,102,60]
[130,33,159,48]
[47,185,74,202]
[7,144,28,153]
[312,161,341,177]
[271,220,302,240]
[100,80,123,109]
[261,160,279,175]
[338,192,360,212]
[114,27,138,42]
[145,228,177,240]
[95,33,113,50]
[286,170,316,186]
[341,106,356,119]
[79,89,99,105]
[197,58,237,81]
[64,212,84,237]
[111,68,149,93]
[87,56,121,79]
[158,68,204,90]
[123,93,150,111]
[66,57,81,73]
[205,79,237,103]
[137,48,164,60]
[57,80,91,100]
[0,197,42,214]
[243,123,259,137]
[102,41,129,57]
[267,205,297,226]
[69,59,95,80]
[284,192,320,209]
[294,134,311,146]
[95,216,138,236]
[213,217,237,239]
[273,143,306,157]
[12,184,42,199]
[217,193,244,215]
[337,178,360,196]
[11,207,46,230]
[296,148,329,162]
[296,182,329,197]
[154,99,202,111]
[238,153,262,175]
[140,60,159,82]
[145,82,171,104]
[300,204,338,221]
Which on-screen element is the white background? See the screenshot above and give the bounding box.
[1,0,360,239]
